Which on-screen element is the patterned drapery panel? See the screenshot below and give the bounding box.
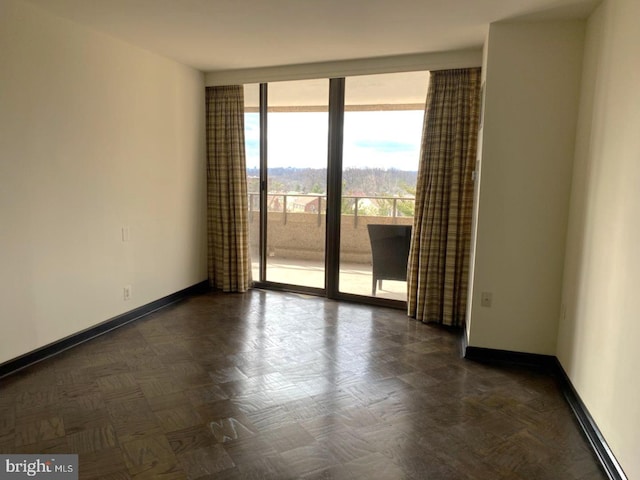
[408,68,481,326]
[206,85,251,292]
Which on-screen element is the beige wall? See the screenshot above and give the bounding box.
[558,0,640,476]
[467,20,585,354]
[0,0,207,364]
[465,35,490,344]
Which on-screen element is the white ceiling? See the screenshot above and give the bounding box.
[24,0,598,72]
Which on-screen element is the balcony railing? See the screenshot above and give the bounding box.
[248,193,415,226]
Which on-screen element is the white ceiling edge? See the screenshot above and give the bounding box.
[205,48,483,86]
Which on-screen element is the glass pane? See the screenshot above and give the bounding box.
[266,79,329,289]
[339,71,429,300]
[244,84,260,282]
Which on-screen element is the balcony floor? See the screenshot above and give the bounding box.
[253,258,407,301]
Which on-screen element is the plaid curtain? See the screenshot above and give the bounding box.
[206,86,251,292]
[407,68,481,326]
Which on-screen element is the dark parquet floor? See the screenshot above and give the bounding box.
[0,290,606,479]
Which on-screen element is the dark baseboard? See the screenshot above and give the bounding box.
[0,280,210,379]
[463,345,557,372]
[463,344,626,480]
[553,358,627,480]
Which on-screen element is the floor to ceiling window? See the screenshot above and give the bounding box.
[244,83,261,283]
[338,72,428,301]
[245,71,428,306]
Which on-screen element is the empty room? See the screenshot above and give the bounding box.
[0,0,638,478]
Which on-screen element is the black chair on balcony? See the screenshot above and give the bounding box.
[367,224,412,296]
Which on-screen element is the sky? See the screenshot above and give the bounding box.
[244,110,424,171]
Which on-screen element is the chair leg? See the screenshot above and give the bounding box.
[378,280,383,292]
[372,276,376,296]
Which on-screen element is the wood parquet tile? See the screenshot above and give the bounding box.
[166,425,216,455]
[0,290,607,479]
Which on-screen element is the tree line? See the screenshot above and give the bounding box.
[247,167,417,197]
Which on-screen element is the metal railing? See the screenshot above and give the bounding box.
[248,193,415,226]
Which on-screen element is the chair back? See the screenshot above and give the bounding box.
[367,224,412,281]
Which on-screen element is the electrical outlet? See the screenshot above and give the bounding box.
[481,291,492,307]
[123,285,132,301]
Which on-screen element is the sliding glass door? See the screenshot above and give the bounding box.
[244,84,261,283]
[246,72,428,305]
[266,80,329,289]
[246,80,329,292]
[339,72,428,301]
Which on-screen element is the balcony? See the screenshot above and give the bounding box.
[248,193,415,300]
